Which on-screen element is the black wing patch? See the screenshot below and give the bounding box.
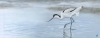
[69,8,76,12]
[63,8,76,13]
[63,9,66,13]
[63,8,69,13]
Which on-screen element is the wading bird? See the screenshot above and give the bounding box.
[47,6,83,28]
[47,6,83,38]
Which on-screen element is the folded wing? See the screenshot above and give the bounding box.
[63,8,75,13]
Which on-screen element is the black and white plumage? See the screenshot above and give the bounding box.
[47,6,83,38]
[47,6,83,22]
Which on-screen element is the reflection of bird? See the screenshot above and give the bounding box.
[47,6,83,22]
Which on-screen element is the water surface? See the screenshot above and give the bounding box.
[0,1,100,38]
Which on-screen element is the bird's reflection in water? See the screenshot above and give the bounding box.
[63,26,73,38]
[63,28,67,38]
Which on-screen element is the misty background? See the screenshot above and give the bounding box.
[0,0,100,13]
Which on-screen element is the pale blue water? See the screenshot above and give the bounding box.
[0,1,100,38]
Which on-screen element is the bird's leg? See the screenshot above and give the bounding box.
[70,17,74,29]
[69,17,74,38]
[63,17,74,28]
[64,22,71,28]
[63,17,74,38]
[71,17,74,23]
[63,17,72,38]
[69,17,73,38]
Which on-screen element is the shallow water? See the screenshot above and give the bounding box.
[0,1,100,38]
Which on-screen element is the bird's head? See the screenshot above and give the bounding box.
[47,14,61,22]
[53,14,61,18]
